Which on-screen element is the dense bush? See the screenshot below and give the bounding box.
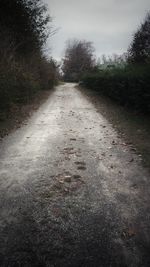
[0,52,58,112]
[82,65,150,114]
[81,12,150,114]
[0,0,58,113]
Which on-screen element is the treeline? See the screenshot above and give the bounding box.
[0,0,58,113]
[81,13,150,114]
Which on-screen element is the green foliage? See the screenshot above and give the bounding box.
[82,65,150,114]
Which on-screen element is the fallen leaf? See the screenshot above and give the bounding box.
[129,158,134,163]
[122,228,136,239]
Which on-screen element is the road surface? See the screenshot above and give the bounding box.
[0,83,150,267]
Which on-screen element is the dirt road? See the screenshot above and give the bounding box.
[0,83,150,267]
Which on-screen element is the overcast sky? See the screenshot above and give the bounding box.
[44,0,150,61]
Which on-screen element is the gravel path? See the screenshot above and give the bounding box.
[0,83,150,267]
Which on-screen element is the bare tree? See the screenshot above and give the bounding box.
[62,39,95,81]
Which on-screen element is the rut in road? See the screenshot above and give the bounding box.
[0,83,150,267]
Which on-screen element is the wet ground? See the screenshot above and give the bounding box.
[0,83,150,267]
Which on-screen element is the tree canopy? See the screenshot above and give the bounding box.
[128,12,150,63]
[0,0,50,56]
[62,39,95,81]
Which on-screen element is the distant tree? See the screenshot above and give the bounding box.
[128,12,150,63]
[62,39,95,81]
[98,53,127,69]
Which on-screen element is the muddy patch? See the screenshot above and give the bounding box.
[39,173,85,200]
[74,161,87,171]
[77,166,87,171]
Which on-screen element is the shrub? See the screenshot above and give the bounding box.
[81,65,150,114]
[0,0,58,114]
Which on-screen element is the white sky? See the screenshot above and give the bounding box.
[44,0,150,61]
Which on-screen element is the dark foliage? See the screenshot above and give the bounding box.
[81,12,150,115]
[0,0,58,114]
[62,39,95,82]
[82,65,150,114]
[0,0,50,56]
[128,12,150,63]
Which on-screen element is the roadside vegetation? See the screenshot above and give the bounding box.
[0,0,58,119]
[65,13,150,114]
[82,64,150,113]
